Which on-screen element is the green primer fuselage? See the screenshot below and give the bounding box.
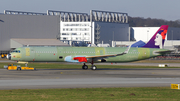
[11,47,166,63]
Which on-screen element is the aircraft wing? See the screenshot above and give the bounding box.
[86,45,131,58]
[73,45,131,62]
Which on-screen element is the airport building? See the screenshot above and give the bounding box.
[130,27,180,41]
[48,10,129,45]
[0,10,129,55]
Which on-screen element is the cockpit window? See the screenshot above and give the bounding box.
[12,50,20,53]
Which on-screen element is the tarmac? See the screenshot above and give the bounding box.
[0,67,180,89]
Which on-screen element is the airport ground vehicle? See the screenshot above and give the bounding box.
[4,64,36,70]
[1,54,7,58]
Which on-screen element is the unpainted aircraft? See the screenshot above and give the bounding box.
[7,25,171,70]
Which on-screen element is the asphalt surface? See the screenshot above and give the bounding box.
[1,59,180,67]
[0,67,180,89]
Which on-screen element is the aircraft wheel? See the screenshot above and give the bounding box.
[82,65,88,70]
[17,67,21,71]
[91,65,97,70]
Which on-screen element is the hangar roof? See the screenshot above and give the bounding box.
[11,39,69,48]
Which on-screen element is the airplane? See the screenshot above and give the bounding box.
[7,25,171,70]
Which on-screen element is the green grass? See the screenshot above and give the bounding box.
[0,87,179,101]
[0,62,180,69]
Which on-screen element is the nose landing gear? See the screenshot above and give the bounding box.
[6,54,11,60]
[82,63,88,70]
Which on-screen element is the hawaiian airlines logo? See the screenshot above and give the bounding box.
[154,29,167,49]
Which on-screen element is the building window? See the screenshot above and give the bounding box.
[85,33,89,35]
[72,33,77,35]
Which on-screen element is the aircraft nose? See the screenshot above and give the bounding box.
[6,54,11,60]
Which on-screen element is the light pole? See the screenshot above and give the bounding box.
[113,31,114,41]
[172,30,173,46]
[147,30,149,42]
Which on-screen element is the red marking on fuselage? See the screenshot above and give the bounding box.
[73,57,87,62]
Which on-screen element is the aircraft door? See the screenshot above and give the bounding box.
[25,48,30,56]
[95,47,105,56]
[24,47,35,61]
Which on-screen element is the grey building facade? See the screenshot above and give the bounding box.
[167,27,180,40]
[0,14,59,53]
[94,22,129,45]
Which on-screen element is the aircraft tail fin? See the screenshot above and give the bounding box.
[142,25,168,49]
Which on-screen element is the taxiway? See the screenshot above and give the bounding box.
[0,68,180,89]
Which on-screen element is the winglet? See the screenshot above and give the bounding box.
[124,45,131,54]
[116,45,131,56]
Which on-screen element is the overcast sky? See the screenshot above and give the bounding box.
[0,0,180,21]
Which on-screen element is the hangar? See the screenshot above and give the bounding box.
[0,11,60,55]
[0,10,129,55]
[130,27,180,41]
[11,39,69,48]
[48,10,129,45]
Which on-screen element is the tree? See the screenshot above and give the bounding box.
[128,16,180,28]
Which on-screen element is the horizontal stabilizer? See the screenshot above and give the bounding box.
[155,50,174,54]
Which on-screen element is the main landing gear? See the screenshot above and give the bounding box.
[82,63,97,70]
